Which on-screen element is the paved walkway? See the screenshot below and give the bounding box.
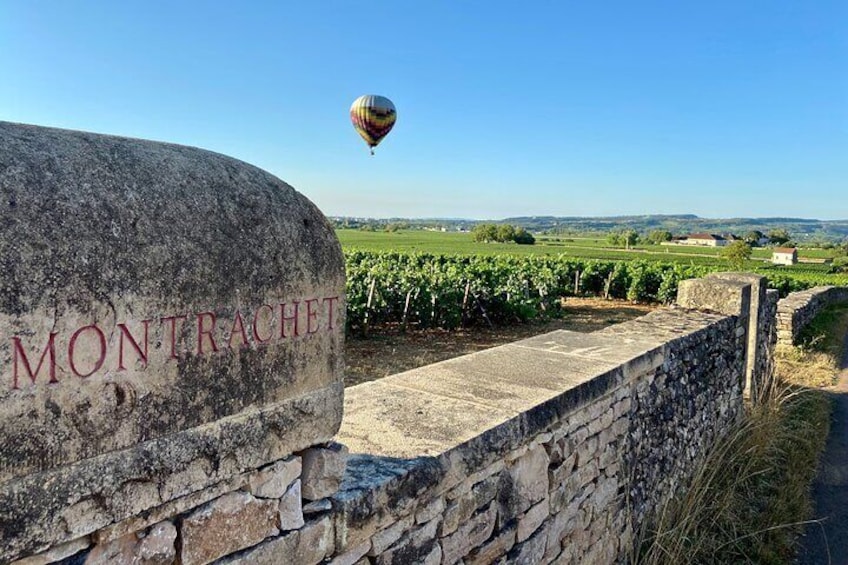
[797,332,848,565]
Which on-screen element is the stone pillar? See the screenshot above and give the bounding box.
[677,276,751,394]
[705,273,768,402]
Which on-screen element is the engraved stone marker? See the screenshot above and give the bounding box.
[0,121,345,561]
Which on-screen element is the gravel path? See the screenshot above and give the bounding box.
[797,332,848,565]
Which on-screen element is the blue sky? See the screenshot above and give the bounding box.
[1,1,845,219]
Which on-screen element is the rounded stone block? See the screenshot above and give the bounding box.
[0,121,345,562]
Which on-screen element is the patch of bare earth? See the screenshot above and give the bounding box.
[344,297,656,387]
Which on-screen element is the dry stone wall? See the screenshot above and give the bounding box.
[312,296,750,565]
[9,271,763,565]
[777,286,848,346]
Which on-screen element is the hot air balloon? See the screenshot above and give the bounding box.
[350,95,396,155]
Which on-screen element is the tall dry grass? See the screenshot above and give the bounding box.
[632,302,848,564]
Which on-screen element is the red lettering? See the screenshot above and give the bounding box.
[196,312,219,354]
[160,315,187,359]
[252,304,273,344]
[118,320,151,370]
[68,324,107,378]
[11,333,58,389]
[227,311,249,349]
[280,302,300,338]
[322,296,340,330]
[305,298,320,334]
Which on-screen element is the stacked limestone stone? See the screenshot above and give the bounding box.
[320,283,750,565]
[17,444,346,565]
[777,286,848,346]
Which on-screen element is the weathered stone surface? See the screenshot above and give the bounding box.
[677,277,751,318]
[440,503,497,564]
[301,442,349,500]
[180,492,279,565]
[0,121,345,562]
[3,383,341,563]
[85,521,176,565]
[499,444,549,524]
[415,496,445,524]
[11,536,89,564]
[464,524,516,565]
[517,498,549,543]
[508,525,547,565]
[370,515,412,556]
[279,480,305,531]
[92,473,248,544]
[331,454,443,552]
[373,518,439,565]
[328,541,371,565]
[302,498,333,516]
[0,121,345,481]
[216,530,298,565]
[249,457,301,499]
[297,516,336,563]
[441,472,500,536]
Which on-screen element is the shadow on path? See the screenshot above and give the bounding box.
[797,332,848,565]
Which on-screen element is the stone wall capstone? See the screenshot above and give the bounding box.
[0,121,346,562]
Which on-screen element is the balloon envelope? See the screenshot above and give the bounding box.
[350,95,396,153]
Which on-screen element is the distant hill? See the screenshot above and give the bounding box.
[500,215,848,241]
[330,215,848,242]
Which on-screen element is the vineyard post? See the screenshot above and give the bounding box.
[401,288,414,332]
[461,280,471,328]
[473,291,495,329]
[574,270,581,295]
[430,294,437,327]
[604,272,613,299]
[363,278,377,334]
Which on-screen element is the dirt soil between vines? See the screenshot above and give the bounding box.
[344,297,656,387]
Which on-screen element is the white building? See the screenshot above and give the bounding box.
[675,233,728,247]
[772,248,798,266]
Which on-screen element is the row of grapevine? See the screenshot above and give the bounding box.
[344,251,848,333]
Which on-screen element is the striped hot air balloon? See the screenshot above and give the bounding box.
[350,95,396,155]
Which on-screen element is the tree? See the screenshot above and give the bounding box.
[607,231,623,246]
[471,223,498,242]
[513,227,535,245]
[767,229,791,246]
[744,230,764,246]
[496,224,516,243]
[622,229,639,249]
[607,229,639,249]
[646,230,673,244]
[720,241,752,269]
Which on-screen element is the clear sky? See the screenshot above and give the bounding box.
[1,1,845,220]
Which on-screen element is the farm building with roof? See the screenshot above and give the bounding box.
[772,247,798,266]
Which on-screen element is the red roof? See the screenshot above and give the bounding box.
[774,247,797,254]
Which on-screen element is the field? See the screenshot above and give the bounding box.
[338,228,848,336]
[337,229,841,273]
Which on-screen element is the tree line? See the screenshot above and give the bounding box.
[471,223,535,245]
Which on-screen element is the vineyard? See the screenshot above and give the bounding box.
[345,250,848,333]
